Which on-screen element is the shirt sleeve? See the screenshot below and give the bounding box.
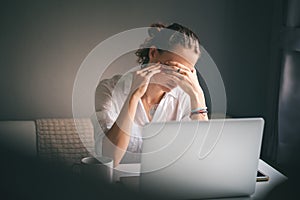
[94,75,121,155]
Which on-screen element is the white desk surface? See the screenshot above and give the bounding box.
[114,159,287,200]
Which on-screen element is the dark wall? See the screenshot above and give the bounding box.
[278,0,300,170]
[0,0,277,120]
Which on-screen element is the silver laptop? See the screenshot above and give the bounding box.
[139,118,264,199]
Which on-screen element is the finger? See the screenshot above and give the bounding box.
[165,70,193,85]
[140,62,161,73]
[140,67,161,78]
[139,66,161,76]
[162,63,188,71]
[164,64,198,81]
[162,63,190,75]
[165,61,194,73]
[163,70,184,80]
[162,66,191,75]
[145,68,161,77]
[170,75,192,88]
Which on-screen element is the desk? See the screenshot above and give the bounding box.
[114,159,287,200]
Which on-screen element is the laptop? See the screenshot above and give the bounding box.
[137,118,264,199]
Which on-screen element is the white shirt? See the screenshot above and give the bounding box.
[95,72,191,163]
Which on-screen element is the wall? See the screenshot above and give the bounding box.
[278,0,300,170]
[0,0,275,121]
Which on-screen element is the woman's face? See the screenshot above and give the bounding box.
[148,45,199,92]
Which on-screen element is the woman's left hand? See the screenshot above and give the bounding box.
[162,61,208,120]
[162,61,203,98]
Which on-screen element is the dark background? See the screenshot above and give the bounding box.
[0,0,278,121]
[1,0,300,198]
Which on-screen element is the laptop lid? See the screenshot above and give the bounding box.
[139,118,264,199]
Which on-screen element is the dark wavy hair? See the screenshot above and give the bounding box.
[135,22,201,65]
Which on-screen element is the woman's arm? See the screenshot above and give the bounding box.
[102,63,161,167]
[189,90,208,121]
[102,94,139,167]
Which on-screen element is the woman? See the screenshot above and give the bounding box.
[96,23,208,167]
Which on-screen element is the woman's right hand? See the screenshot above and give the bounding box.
[130,63,161,98]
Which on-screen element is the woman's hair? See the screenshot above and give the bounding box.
[135,22,201,65]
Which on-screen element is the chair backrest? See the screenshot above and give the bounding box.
[36,118,95,165]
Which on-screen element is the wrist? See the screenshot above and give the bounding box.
[190,92,206,110]
[190,106,209,121]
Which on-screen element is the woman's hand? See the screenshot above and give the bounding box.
[162,61,208,120]
[162,61,203,97]
[162,61,207,119]
[130,63,161,99]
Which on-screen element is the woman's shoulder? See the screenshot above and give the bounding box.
[97,73,133,94]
